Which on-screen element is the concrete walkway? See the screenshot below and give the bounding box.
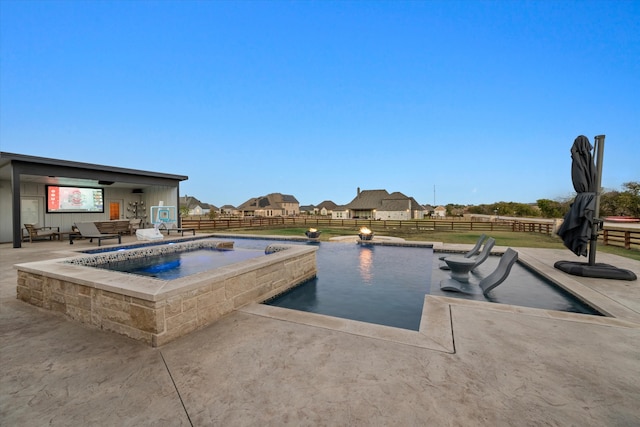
[1,236,639,426]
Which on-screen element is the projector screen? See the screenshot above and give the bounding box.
[46,185,105,213]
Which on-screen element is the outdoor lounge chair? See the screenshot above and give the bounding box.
[440,237,496,271]
[438,234,487,260]
[156,221,196,236]
[440,248,518,295]
[70,222,121,246]
[23,223,59,242]
[479,248,519,295]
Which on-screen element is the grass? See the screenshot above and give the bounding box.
[207,226,640,262]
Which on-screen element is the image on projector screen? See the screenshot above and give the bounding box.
[47,186,104,213]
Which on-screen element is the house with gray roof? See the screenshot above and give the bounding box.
[179,195,217,216]
[332,188,426,220]
[237,193,299,217]
[316,200,339,216]
[422,204,435,217]
[299,205,316,215]
[220,205,239,217]
[300,200,339,216]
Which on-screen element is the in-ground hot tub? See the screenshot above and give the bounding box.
[15,240,317,346]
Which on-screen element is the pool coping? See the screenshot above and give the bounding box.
[238,239,640,354]
[515,248,640,323]
[240,291,639,355]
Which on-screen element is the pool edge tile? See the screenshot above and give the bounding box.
[239,302,456,353]
[429,295,640,329]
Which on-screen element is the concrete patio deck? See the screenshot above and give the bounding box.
[1,235,639,426]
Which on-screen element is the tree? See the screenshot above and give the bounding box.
[598,181,640,217]
[537,199,567,218]
[436,181,639,219]
[623,181,640,196]
[467,205,488,215]
[445,203,466,216]
[617,182,640,217]
[490,201,539,217]
[513,203,539,217]
[599,191,619,216]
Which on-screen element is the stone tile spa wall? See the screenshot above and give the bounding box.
[16,240,317,346]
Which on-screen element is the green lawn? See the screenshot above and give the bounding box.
[209,226,640,261]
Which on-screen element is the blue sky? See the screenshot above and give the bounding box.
[1,0,638,208]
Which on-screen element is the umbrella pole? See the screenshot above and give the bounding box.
[589,134,605,266]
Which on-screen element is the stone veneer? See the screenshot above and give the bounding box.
[16,240,317,347]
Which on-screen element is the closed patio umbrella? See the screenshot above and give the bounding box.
[555,135,636,280]
[556,135,596,257]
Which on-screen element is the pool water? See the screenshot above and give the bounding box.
[219,238,601,331]
[269,243,432,330]
[429,256,602,314]
[97,247,263,280]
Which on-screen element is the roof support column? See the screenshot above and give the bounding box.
[11,163,22,248]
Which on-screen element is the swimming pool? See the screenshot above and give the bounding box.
[215,238,601,330]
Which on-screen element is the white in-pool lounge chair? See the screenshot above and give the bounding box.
[70,222,121,246]
[440,237,496,271]
[438,234,487,261]
[440,248,519,295]
[479,248,519,295]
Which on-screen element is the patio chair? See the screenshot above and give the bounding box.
[23,223,59,242]
[438,234,487,260]
[440,248,518,295]
[440,237,496,271]
[70,222,121,246]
